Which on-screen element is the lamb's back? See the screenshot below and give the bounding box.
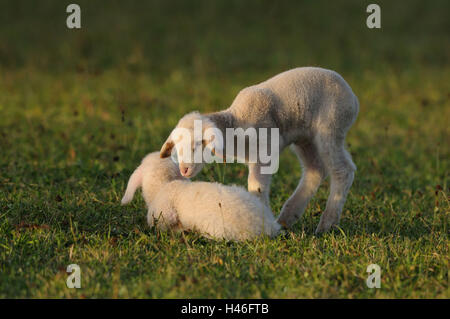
[174,181,279,240]
[229,67,357,140]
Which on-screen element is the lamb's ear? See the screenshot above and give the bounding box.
[160,137,175,158]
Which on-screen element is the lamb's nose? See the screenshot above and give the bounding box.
[182,167,189,175]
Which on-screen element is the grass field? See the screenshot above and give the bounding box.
[0,0,448,298]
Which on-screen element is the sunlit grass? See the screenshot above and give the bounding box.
[0,0,448,298]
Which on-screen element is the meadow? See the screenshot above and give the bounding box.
[0,0,448,298]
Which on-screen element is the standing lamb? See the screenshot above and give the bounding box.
[121,152,281,241]
[159,67,359,234]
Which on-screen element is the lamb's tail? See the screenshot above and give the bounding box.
[121,165,143,205]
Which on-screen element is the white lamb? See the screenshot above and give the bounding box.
[120,152,281,241]
[159,67,359,234]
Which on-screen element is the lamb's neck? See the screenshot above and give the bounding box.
[205,110,236,135]
[145,176,185,203]
[144,180,165,202]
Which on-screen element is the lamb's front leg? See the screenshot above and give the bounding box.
[248,162,272,207]
[147,202,180,231]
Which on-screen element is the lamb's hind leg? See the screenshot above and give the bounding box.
[277,140,326,228]
[315,136,356,234]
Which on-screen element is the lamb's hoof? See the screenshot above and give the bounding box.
[275,217,291,230]
[315,221,335,235]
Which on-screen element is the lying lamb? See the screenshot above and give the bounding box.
[121,152,281,241]
[159,67,359,234]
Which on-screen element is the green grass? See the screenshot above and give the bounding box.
[0,0,448,298]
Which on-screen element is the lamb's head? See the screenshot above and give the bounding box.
[160,111,222,178]
[142,152,184,183]
[121,152,184,206]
